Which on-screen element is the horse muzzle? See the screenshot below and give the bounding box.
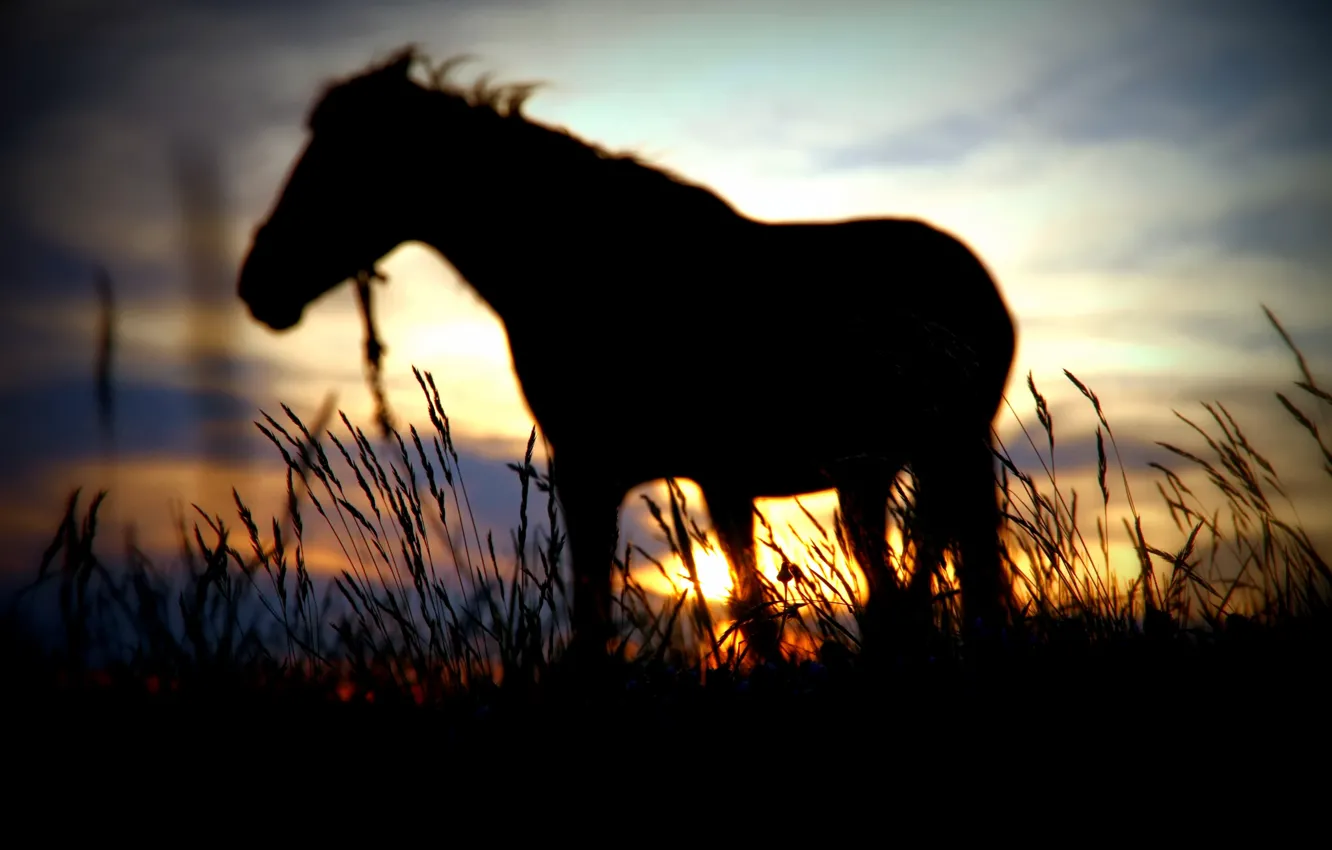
[247,300,304,331]
[238,265,305,331]
[237,231,309,331]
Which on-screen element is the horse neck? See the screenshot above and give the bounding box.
[406,113,740,325]
[406,170,574,321]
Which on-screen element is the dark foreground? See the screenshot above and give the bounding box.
[10,620,1326,796]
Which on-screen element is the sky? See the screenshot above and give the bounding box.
[1,0,1330,620]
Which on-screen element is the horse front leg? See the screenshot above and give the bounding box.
[830,456,903,659]
[705,486,781,666]
[951,433,1010,642]
[911,431,1009,655]
[553,452,623,678]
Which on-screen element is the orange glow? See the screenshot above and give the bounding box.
[0,453,379,580]
[621,477,1187,659]
[633,544,735,601]
[628,483,869,604]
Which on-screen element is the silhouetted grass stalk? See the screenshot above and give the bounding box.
[10,308,1329,702]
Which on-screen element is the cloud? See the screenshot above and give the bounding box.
[822,113,999,171]
[1207,195,1332,267]
[810,0,1332,173]
[0,376,262,475]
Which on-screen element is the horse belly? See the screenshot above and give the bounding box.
[686,419,901,499]
[723,461,835,499]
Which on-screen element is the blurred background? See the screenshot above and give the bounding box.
[0,0,1329,610]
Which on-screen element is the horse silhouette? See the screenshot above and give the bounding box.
[238,46,1018,668]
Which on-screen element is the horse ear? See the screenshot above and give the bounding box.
[380,46,417,80]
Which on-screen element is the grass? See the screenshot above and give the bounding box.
[4,306,1330,779]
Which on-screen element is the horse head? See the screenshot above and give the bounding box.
[238,47,426,331]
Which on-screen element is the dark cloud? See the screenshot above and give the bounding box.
[995,429,1173,481]
[1007,0,1332,153]
[821,113,998,170]
[816,0,1332,171]
[1018,308,1332,368]
[1153,376,1332,436]
[1208,197,1332,268]
[0,0,542,139]
[0,228,194,308]
[1168,307,1332,368]
[1028,47,1327,154]
[0,373,270,476]
[0,222,105,302]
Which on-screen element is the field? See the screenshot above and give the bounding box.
[4,309,1329,792]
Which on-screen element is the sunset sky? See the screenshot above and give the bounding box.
[2,0,1329,613]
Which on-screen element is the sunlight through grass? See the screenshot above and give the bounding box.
[9,309,1330,710]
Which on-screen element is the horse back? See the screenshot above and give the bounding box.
[502,215,1015,484]
[758,217,1013,336]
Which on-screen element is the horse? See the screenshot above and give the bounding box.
[237,46,1019,670]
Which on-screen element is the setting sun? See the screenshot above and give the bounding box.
[627,482,875,607]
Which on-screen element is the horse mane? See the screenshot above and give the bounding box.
[311,45,741,221]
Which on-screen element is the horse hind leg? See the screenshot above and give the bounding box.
[909,432,1008,640]
[830,456,903,653]
[705,486,781,665]
[952,432,1009,635]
